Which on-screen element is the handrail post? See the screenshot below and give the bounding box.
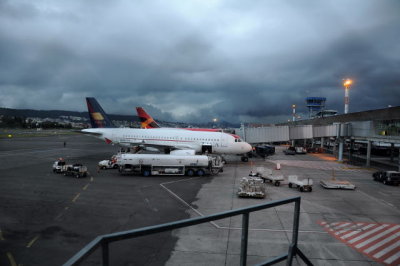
[102,240,109,266]
[240,213,250,266]
[287,199,301,265]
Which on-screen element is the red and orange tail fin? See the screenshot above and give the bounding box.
[136,107,160,129]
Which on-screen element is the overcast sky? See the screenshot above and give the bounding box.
[1,0,399,124]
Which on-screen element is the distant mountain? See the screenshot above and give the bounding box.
[0,107,239,128]
[0,107,139,122]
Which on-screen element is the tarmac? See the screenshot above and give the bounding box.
[0,132,399,265]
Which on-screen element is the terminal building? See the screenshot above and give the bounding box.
[236,106,400,170]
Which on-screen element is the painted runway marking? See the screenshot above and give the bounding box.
[319,221,400,265]
[90,177,94,182]
[72,193,80,203]
[6,252,17,266]
[54,213,64,221]
[0,229,5,240]
[83,184,89,190]
[26,235,39,248]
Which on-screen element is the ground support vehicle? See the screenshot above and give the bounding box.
[63,164,88,178]
[295,147,307,154]
[372,171,400,186]
[255,145,275,158]
[116,153,224,177]
[237,177,265,198]
[52,158,66,173]
[254,167,284,186]
[320,179,356,190]
[288,175,313,192]
[98,156,118,170]
[283,147,296,155]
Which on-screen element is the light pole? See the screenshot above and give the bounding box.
[292,105,296,121]
[212,118,217,128]
[343,79,352,114]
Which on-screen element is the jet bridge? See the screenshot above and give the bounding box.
[236,107,400,170]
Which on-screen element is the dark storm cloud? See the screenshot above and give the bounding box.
[0,0,399,124]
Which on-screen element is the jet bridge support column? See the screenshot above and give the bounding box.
[366,140,372,167]
[398,148,400,172]
[338,138,344,162]
[332,139,337,157]
[348,139,354,163]
[390,143,395,162]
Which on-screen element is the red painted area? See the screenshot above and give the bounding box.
[318,220,400,265]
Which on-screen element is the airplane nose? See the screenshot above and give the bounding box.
[245,143,252,153]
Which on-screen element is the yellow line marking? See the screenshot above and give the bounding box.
[83,184,89,190]
[26,235,39,248]
[72,193,80,203]
[6,252,17,266]
[0,230,5,240]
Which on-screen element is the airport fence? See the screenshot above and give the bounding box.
[64,196,312,266]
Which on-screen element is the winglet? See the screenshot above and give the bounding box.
[136,107,160,129]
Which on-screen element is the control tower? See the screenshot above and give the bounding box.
[306,97,326,118]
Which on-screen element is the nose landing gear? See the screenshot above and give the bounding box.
[241,156,249,162]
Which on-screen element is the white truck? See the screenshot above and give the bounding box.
[98,156,119,170]
[53,158,66,173]
[116,153,224,176]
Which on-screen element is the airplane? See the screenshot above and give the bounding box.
[83,98,253,161]
[136,107,222,132]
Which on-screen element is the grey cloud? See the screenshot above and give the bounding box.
[0,0,399,124]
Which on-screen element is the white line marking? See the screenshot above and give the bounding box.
[332,222,351,230]
[373,240,400,259]
[364,231,400,254]
[384,250,400,264]
[335,223,365,236]
[341,224,376,240]
[356,225,400,249]
[348,224,389,244]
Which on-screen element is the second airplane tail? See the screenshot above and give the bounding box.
[86,97,116,128]
[136,107,160,129]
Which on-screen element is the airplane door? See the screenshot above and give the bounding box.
[221,133,228,147]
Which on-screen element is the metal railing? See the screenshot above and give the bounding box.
[64,196,312,266]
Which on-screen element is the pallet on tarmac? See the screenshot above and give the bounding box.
[320,179,356,190]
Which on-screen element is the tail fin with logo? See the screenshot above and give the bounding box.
[136,107,160,129]
[86,97,116,128]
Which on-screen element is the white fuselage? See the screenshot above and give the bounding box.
[82,127,252,155]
